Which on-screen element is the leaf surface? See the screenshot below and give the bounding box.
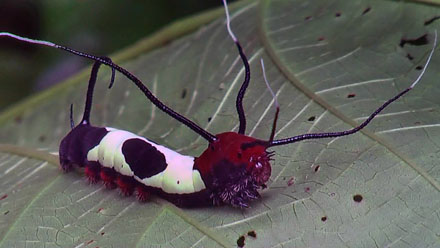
[1,0,440,247]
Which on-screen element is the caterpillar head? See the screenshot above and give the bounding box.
[195,132,271,208]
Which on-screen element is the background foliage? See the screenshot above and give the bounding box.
[0,0,225,110]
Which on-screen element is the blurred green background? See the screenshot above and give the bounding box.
[0,0,227,111]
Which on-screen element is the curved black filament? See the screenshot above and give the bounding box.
[235,41,251,134]
[268,30,436,148]
[69,104,75,129]
[81,59,108,125]
[57,45,217,143]
[268,87,410,147]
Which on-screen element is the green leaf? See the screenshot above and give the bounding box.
[1,0,440,247]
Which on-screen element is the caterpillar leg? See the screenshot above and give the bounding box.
[100,167,117,189]
[84,164,100,184]
[116,175,135,196]
[59,154,73,172]
[136,185,150,202]
[60,162,73,173]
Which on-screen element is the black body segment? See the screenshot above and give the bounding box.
[121,138,168,179]
[59,125,108,171]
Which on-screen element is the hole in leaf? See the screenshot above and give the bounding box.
[399,34,428,47]
[308,116,316,121]
[424,16,440,26]
[353,194,363,203]
[314,165,320,172]
[321,216,327,222]
[237,235,245,247]
[362,7,371,15]
[305,187,311,193]
[415,65,423,70]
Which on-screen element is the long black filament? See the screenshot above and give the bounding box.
[59,46,218,142]
[0,32,217,142]
[222,0,251,135]
[268,88,410,147]
[81,60,105,125]
[269,30,437,147]
[235,41,251,134]
[66,46,217,142]
[69,104,75,129]
[260,58,280,143]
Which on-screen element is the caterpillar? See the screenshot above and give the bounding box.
[0,1,436,208]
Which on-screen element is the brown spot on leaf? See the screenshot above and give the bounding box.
[362,7,371,15]
[400,34,429,47]
[353,194,363,203]
[247,230,257,238]
[237,235,245,247]
[287,177,295,186]
[181,89,187,99]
